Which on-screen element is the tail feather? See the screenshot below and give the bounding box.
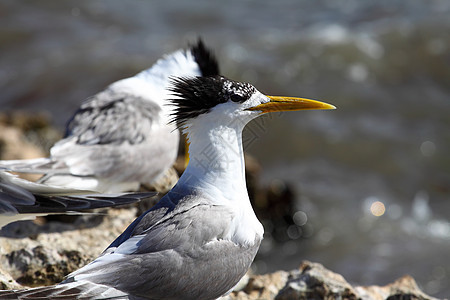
[39,175,141,194]
[0,158,69,175]
[0,171,92,195]
[12,192,155,215]
[0,171,156,227]
[0,281,129,299]
[0,190,155,228]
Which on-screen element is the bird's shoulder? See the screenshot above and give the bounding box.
[106,190,236,255]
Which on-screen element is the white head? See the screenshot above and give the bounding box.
[168,75,336,190]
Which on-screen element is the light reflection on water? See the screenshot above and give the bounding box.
[0,0,449,297]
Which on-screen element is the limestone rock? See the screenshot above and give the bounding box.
[0,207,138,287]
[0,111,61,159]
[0,112,61,181]
[225,261,440,300]
[356,275,440,300]
[140,166,179,194]
[0,266,22,290]
[275,261,358,300]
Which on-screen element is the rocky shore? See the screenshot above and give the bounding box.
[0,113,443,299]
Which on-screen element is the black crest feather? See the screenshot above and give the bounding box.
[169,76,226,127]
[190,39,220,77]
[169,75,256,127]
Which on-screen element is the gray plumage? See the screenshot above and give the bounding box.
[0,185,260,299]
[67,188,260,299]
[1,76,329,299]
[65,93,161,146]
[41,93,174,185]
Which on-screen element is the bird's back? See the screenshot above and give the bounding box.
[63,188,261,299]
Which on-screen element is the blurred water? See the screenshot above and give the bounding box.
[1,0,449,297]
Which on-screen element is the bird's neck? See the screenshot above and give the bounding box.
[170,114,264,246]
[178,118,249,204]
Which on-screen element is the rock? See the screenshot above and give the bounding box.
[234,271,289,300]
[356,275,440,300]
[0,111,61,158]
[3,244,91,286]
[0,112,61,182]
[0,124,45,161]
[224,261,441,300]
[275,261,358,300]
[0,207,138,287]
[140,166,179,194]
[0,266,22,290]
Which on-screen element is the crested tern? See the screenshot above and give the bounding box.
[0,170,156,228]
[0,40,219,193]
[0,75,335,299]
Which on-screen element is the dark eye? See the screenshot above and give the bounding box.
[230,93,245,103]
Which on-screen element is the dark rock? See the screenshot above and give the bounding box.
[5,246,90,286]
[275,261,358,300]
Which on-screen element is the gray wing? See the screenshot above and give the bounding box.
[106,188,207,249]
[0,90,165,178]
[45,87,179,186]
[67,193,261,299]
[0,89,161,171]
[65,89,161,146]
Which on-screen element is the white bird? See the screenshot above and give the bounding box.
[0,75,335,299]
[0,170,155,229]
[0,40,219,193]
